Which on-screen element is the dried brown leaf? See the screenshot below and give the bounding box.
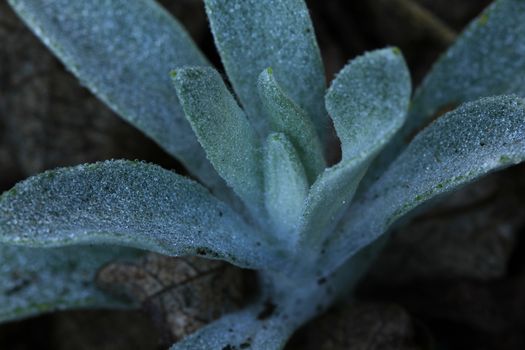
[97,254,246,344]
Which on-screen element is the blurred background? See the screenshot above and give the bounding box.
[2,0,525,349]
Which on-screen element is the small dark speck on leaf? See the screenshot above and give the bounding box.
[317,277,327,285]
[196,247,207,256]
[5,279,31,296]
[240,338,252,349]
[257,299,276,320]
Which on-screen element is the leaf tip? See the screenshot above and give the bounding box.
[478,12,490,26]
[391,47,402,56]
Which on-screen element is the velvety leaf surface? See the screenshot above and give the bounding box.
[296,159,369,252]
[170,233,388,349]
[204,0,327,139]
[326,48,411,162]
[7,0,229,195]
[264,133,308,239]
[0,244,140,322]
[169,306,293,350]
[322,96,525,273]
[371,0,525,179]
[408,0,525,135]
[258,69,325,183]
[297,48,411,249]
[366,173,525,285]
[172,67,264,215]
[0,160,281,270]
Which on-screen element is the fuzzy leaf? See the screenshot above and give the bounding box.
[264,133,309,238]
[204,0,327,139]
[171,235,386,350]
[297,160,369,251]
[169,306,293,350]
[371,0,525,180]
[0,244,141,322]
[326,48,411,162]
[0,160,282,270]
[322,96,525,273]
[408,0,525,135]
[172,67,264,214]
[6,0,231,196]
[297,48,411,249]
[258,68,326,183]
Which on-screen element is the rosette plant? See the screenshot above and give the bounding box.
[1,0,525,348]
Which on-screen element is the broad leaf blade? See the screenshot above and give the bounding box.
[258,68,326,183]
[204,0,327,139]
[0,160,281,270]
[264,133,308,238]
[326,48,411,162]
[297,48,411,249]
[0,244,141,322]
[409,0,525,134]
[7,0,228,195]
[322,96,525,274]
[172,67,264,214]
[372,0,525,178]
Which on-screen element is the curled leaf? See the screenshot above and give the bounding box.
[326,48,411,162]
[258,69,325,183]
[264,133,309,239]
[297,48,411,250]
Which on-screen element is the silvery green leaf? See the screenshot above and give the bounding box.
[0,244,141,322]
[408,0,525,135]
[326,48,411,162]
[258,68,326,183]
[204,0,327,139]
[297,48,411,249]
[0,160,282,270]
[170,231,389,350]
[7,0,230,197]
[371,0,525,179]
[172,67,264,215]
[296,160,369,252]
[170,306,293,350]
[322,96,525,274]
[264,133,308,239]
